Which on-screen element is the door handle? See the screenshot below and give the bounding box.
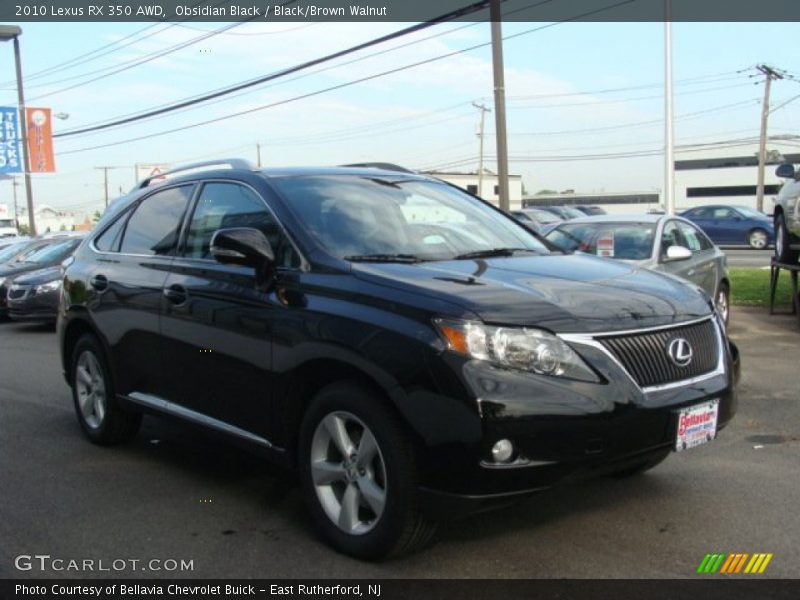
[163,284,188,305]
[90,274,108,291]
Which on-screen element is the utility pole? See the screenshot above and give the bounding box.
[472,102,490,197]
[756,64,784,213]
[664,1,675,215]
[95,166,123,208]
[256,143,262,168]
[490,0,510,211]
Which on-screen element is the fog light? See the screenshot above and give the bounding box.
[491,439,514,463]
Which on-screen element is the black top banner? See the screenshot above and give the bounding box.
[1,0,800,23]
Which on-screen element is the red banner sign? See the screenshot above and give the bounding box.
[25,107,55,173]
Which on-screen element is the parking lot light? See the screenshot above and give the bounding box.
[0,25,36,236]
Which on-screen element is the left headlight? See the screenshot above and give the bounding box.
[434,318,600,382]
[35,280,61,293]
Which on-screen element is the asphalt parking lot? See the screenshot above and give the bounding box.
[0,307,797,579]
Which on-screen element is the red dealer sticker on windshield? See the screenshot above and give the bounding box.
[596,231,615,257]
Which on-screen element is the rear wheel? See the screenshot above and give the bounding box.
[71,334,141,445]
[747,228,768,250]
[298,381,436,560]
[775,213,799,263]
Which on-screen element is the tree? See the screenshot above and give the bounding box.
[17,223,30,236]
[535,189,558,195]
[92,210,102,224]
[59,223,67,231]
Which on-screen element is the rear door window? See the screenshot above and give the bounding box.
[120,186,193,256]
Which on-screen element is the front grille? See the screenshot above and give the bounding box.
[599,319,719,388]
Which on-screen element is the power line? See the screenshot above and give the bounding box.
[28,21,248,101]
[57,0,637,155]
[0,0,233,89]
[54,0,494,139]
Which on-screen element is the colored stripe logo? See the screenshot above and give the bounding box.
[697,553,773,574]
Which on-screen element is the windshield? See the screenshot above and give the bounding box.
[0,241,30,262]
[546,222,655,260]
[272,176,548,261]
[24,239,80,264]
[735,206,767,219]
[562,207,586,219]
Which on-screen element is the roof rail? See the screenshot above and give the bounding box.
[137,158,255,189]
[340,162,415,174]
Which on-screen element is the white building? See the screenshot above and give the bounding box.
[525,137,800,214]
[673,137,799,212]
[16,205,77,233]
[424,170,524,210]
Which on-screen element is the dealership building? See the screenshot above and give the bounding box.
[525,137,800,214]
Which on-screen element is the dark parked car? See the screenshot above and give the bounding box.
[773,162,800,263]
[538,205,586,220]
[7,266,65,324]
[680,205,774,249]
[573,205,606,216]
[511,207,563,234]
[0,237,82,319]
[60,161,738,560]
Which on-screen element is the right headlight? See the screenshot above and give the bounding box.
[434,318,600,382]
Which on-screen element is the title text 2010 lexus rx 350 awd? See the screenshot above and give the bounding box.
[59,161,739,559]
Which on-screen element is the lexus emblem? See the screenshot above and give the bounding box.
[667,338,693,367]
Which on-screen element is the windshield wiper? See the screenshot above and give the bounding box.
[345,253,426,263]
[452,248,538,260]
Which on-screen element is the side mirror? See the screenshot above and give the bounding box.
[664,245,692,262]
[210,228,275,283]
[775,163,796,179]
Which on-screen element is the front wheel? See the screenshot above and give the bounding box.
[298,382,436,560]
[775,213,799,263]
[715,281,730,326]
[747,228,769,250]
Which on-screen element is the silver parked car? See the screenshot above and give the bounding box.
[545,214,730,323]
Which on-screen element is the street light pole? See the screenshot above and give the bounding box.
[12,35,35,235]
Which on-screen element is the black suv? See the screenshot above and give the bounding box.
[59,160,738,559]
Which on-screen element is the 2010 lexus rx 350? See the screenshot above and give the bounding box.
[59,161,739,559]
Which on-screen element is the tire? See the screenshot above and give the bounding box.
[609,452,669,478]
[71,334,141,445]
[747,228,769,250]
[775,213,799,264]
[298,381,436,560]
[715,281,730,326]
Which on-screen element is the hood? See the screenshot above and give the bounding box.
[352,254,712,334]
[11,265,62,286]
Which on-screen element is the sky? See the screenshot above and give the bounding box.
[0,4,798,218]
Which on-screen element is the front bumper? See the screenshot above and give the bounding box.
[6,286,59,322]
[414,317,738,510]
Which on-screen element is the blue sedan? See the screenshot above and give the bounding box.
[679,205,774,249]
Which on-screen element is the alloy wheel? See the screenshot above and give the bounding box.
[716,288,729,325]
[75,350,107,429]
[310,411,387,535]
[776,221,784,258]
[749,230,767,250]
